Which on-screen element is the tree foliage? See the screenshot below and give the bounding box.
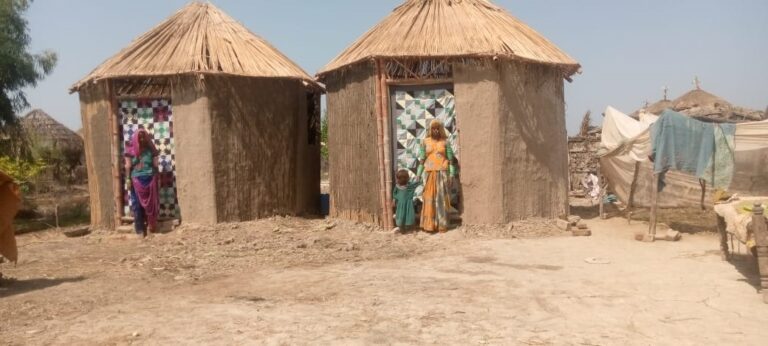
[0,0,57,127]
[0,155,45,191]
[320,110,328,159]
[30,139,81,184]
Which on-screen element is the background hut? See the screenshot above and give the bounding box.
[71,2,322,229]
[317,0,580,227]
[20,109,85,186]
[21,109,83,152]
[633,86,766,123]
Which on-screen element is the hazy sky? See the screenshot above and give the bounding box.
[21,0,768,134]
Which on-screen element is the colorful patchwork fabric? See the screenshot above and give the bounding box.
[119,99,179,219]
[393,88,458,197]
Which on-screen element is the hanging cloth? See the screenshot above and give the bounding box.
[651,110,736,190]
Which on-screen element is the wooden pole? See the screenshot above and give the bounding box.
[107,80,123,229]
[751,202,768,303]
[380,59,395,230]
[717,215,729,261]
[599,181,608,220]
[626,162,641,223]
[374,60,388,228]
[646,173,660,242]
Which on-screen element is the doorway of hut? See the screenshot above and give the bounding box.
[389,84,462,222]
[117,98,180,224]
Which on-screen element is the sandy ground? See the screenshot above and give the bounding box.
[1,211,767,345]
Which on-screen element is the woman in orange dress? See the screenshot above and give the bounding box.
[417,120,456,233]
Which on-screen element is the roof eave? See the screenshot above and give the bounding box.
[316,53,581,81]
[71,71,324,94]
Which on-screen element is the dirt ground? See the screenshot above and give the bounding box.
[1,206,767,345]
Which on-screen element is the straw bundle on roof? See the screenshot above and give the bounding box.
[71,2,315,91]
[634,89,765,123]
[318,0,580,77]
[20,109,83,151]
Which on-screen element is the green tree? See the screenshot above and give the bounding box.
[0,155,45,191]
[320,110,328,159]
[0,0,57,127]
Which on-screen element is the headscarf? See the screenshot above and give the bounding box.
[125,128,158,158]
[427,119,448,141]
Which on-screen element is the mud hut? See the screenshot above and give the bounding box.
[71,2,322,228]
[633,87,765,123]
[21,109,83,152]
[317,0,580,227]
[21,109,86,185]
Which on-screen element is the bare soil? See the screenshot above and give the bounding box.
[1,212,766,345]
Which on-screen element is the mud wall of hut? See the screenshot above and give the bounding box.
[325,63,381,224]
[454,60,569,223]
[78,81,116,229]
[204,76,319,222]
[498,61,569,220]
[172,77,218,224]
[454,63,504,223]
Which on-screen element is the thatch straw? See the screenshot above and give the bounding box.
[70,2,315,92]
[20,109,83,150]
[317,0,580,77]
[634,89,765,123]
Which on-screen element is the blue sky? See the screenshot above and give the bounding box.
[22,0,768,134]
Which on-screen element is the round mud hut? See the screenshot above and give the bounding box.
[633,87,766,123]
[71,2,323,229]
[317,0,580,228]
[21,109,84,153]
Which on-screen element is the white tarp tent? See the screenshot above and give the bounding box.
[599,107,768,208]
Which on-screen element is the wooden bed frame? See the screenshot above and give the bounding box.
[717,202,768,303]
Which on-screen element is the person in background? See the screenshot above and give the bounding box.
[418,120,456,233]
[392,169,420,234]
[582,171,601,202]
[124,128,160,238]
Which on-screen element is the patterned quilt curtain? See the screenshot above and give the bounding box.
[119,99,179,219]
[392,86,459,201]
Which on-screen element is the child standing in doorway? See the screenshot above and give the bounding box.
[392,169,420,233]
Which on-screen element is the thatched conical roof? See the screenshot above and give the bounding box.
[318,0,580,77]
[20,109,83,150]
[635,89,765,123]
[71,2,315,91]
[630,99,673,119]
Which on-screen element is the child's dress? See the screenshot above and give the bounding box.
[393,181,419,227]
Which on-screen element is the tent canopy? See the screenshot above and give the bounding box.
[600,106,768,208]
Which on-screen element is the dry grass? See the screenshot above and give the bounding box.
[632,88,765,122]
[20,109,82,151]
[71,2,315,91]
[318,0,580,76]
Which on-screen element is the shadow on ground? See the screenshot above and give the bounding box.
[728,254,762,291]
[0,276,86,298]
